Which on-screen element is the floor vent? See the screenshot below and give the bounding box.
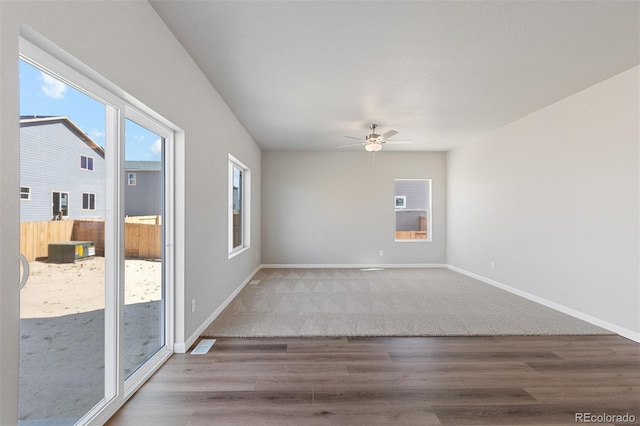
[191,339,216,355]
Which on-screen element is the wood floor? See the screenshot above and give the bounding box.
[107,335,640,425]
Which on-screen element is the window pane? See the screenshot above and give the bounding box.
[19,59,106,424]
[88,157,94,170]
[394,179,430,241]
[60,193,69,216]
[81,155,87,169]
[232,166,242,248]
[124,118,164,379]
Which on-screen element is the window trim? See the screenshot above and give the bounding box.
[394,178,432,243]
[82,192,96,210]
[80,154,95,171]
[20,186,31,201]
[228,153,251,258]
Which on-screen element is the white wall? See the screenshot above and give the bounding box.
[262,151,446,265]
[447,66,640,339]
[0,2,261,423]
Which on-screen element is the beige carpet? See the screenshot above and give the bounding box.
[203,268,612,337]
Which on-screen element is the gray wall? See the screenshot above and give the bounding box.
[447,66,640,337]
[20,121,106,221]
[125,170,162,216]
[1,2,261,423]
[262,151,446,265]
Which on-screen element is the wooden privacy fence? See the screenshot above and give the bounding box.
[20,219,161,261]
[72,220,106,257]
[20,220,75,261]
[124,223,162,259]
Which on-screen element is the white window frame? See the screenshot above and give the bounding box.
[52,190,70,218]
[20,32,182,426]
[20,186,31,201]
[228,154,251,258]
[80,154,94,171]
[123,106,175,397]
[127,172,136,186]
[82,192,96,210]
[394,178,432,243]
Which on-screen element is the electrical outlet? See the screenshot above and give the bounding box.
[191,299,196,313]
[379,250,384,256]
[490,261,495,270]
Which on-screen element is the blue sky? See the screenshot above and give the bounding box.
[20,60,161,161]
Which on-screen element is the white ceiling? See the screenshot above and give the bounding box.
[150,1,639,152]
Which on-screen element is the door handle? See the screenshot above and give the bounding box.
[20,253,29,290]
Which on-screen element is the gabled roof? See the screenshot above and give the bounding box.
[125,161,161,172]
[20,115,105,157]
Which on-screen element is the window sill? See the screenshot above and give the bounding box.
[228,246,250,260]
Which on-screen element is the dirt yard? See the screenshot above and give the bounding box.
[19,257,162,422]
[21,257,161,318]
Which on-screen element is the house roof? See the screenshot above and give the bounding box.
[125,161,161,172]
[20,115,105,157]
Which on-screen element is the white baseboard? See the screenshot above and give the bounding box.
[261,263,449,269]
[448,265,640,343]
[174,264,262,353]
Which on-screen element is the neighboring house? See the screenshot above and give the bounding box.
[20,116,106,222]
[125,161,162,216]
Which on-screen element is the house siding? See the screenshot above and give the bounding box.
[20,120,105,221]
[125,168,162,216]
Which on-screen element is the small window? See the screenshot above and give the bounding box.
[20,186,31,200]
[82,193,96,210]
[128,172,137,186]
[394,179,432,242]
[228,154,251,257]
[81,155,94,171]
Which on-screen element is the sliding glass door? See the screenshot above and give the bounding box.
[19,39,175,425]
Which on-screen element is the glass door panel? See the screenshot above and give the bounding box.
[19,59,107,424]
[123,118,164,378]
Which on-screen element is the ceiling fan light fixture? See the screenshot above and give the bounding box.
[341,124,411,152]
[365,142,382,152]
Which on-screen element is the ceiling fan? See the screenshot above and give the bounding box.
[340,124,413,152]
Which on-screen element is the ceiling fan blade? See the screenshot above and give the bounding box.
[344,135,365,141]
[339,142,365,148]
[384,140,414,145]
[381,130,398,140]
